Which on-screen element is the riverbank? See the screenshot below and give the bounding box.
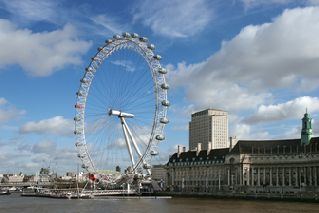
[1,193,319,213]
[157,191,319,202]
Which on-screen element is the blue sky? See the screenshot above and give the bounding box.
[1,0,319,174]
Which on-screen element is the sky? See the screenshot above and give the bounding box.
[1,0,319,174]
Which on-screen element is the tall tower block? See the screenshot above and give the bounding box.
[189,109,229,150]
[301,110,312,145]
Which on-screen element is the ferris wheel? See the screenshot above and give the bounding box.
[74,32,169,183]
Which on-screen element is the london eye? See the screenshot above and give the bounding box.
[74,32,169,188]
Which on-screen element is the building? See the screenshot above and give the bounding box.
[151,164,168,189]
[189,109,228,151]
[167,143,228,192]
[168,112,319,195]
[2,174,24,183]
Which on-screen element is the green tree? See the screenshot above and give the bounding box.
[40,167,50,175]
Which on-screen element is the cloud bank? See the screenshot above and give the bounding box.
[171,7,319,111]
[0,20,91,76]
[133,0,212,38]
[19,116,73,136]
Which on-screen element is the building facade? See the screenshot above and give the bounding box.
[167,145,228,192]
[151,164,168,189]
[168,112,319,195]
[189,109,229,150]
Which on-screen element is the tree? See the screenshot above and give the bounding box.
[40,167,50,175]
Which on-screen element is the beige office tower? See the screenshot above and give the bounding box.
[189,109,229,150]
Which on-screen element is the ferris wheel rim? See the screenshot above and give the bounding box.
[74,32,169,175]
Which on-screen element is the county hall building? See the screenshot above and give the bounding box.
[167,109,319,194]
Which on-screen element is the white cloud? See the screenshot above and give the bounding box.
[0,97,7,105]
[170,61,272,111]
[0,20,91,77]
[0,137,78,174]
[111,60,135,72]
[241,0,294,9]
[31,140,57,154]
[0,97,25,124]
[90,14,127,36]
[132,0,212,38]
[283,126,300,139]
[19,116,73,136]
[308,0,319,5]
[244,96,319,124]
[1,131,73,174]
[242,0,319,9]
[171,7,319,111]
[105,125,150,150]
[0,0,59,23]
[232,123,251,139]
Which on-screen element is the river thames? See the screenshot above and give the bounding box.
[1,194,319,213]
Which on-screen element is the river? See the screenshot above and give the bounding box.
[0,194,318,213]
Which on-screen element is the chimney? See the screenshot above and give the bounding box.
[229,137,233,151]
[229,136,238,151]
[196,143,202,156]
[207,142,212,155]
[177,145,182,157]
[182,146,186,152]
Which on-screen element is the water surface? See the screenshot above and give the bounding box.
[0,194,318,213]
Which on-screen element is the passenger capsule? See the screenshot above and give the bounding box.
[160,117,169,124]
[158,67,167,74]
[81,164,88,169]
[150,150,159,156]
[113,34,121,39]
[153,55,162,60]
[105,39,113,44]
[131,33,139,38]
[155,134,165,140]
[147,44,155,50]
[161,83,169,90]
[77,153,86,158]
[74,130,81,135]
[122,32,131,38]
[97,47,103,51]
[74,116,81,121]
[80,78,89,84]
[85,67,93,72]
[75,104,83,109]
[75,142,83,147]
[139,37,148,42]
[161,100,170,107]
[76,91,84,96]
[91,57,98,61]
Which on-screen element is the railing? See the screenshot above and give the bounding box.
[0,181,53,187]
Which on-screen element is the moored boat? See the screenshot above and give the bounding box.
[0,190,11,195]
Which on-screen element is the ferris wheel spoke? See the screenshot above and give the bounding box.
[122,72,153,103]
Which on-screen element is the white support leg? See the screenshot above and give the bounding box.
[122,119,151,175]
[122,119,143,158]
[109,109,151,175]
[120,117,135,170]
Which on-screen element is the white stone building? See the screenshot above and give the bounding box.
[168,112,319,195]
[2,174,24,183]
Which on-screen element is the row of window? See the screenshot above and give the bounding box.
[169,160,224,166]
